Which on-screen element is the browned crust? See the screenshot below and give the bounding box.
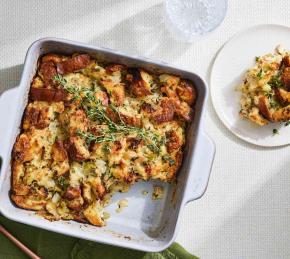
[258,96,272,121]
[166,151,183,181]
[127,68,151,97]
[51,140,68,162]
[68,136,90,161]
[166,130,183,153]
[42,54,64,64]
[65,186,81,200]
[12,134,33,162]
[282,56,290,67]
[57,54,91,74]
[105,64,126,74]
[11,194,46,211]
[30,87,67,102]
[39,61,58,86]
[282,67,290,90]
[275,88,290,103]
[272,105,290,122]
[153,98,175,123]
[176,80,197,105]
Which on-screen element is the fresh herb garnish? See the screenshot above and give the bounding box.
[272,128,279,135]
[257,69,264,79]
[102,144,111,154]
[255,56,260,62]
[162,155,175,166]
[285,121,290,127]
[55,176,69,188]
[54,74,163,153]
[268,72,283,88]
[270,99,280,109]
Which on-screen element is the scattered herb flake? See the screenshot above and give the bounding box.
[268,72,283,89]
[257,69,264,79]
[272,128,279,135]
[162,155,175,166]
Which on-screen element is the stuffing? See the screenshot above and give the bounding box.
[11,52,197,227]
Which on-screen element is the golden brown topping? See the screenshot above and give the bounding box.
[282,56,290,67]
[69,110,88,135]
[105,64,126,74]
[106,108,141,127]
[101,79,125,106]
[166,130,183,153]
[42,54,64,64]
[39,61,58,87]
[66,196,84,211]
[173,99,193,121]
[51,140,68,162]
[23,106,49,130]
[65,186,81,200]
[68,136,90,161]
[282,67,290,90]
[166,151,183,180]
[258,96,272,121]
[272,105,290,122]
[153,98,175,123]
[120,114,141,127]
[30,87,67,102]
[11,194,46,211]
[90,178,106,199]
[141,102,155,114]
[127,138,142,149]
[177,80,197,105]
[275,88,290,103]
[57,54,91,75]
[128,68,152,97]
[13,134,33,162]
[110,85,125,106]
[83,201,105,227]
[95,91,109,106]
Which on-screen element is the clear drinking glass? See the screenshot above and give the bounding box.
[164,0,228,42]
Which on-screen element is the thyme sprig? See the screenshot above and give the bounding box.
[54,74,164,153]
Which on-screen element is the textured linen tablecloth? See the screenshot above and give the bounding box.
[1,1,290,258]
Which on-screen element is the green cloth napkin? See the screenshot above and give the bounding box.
[0,215,198,259]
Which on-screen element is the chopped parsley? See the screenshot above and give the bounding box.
[272,128,279,135]
[255,56,260,62]
[102,144,111,154]
[55,176,69,188]
[285,121,290,127]
[268,73,283,88]
[270,99,280,109]
[162,155,175,166]
[256,69,264,79]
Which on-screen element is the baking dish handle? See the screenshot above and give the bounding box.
[185,132,215,203]
[0,87,19,168]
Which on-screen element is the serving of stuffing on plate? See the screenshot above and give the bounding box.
[239,46,290,126]
[10,53,197,226]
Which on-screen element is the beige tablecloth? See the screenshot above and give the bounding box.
[1,0,290,258]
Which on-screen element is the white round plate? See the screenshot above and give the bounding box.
[211,24,290,147]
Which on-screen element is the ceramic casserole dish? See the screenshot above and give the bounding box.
[0,38,215,252]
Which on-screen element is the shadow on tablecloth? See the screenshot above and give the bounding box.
[0,64,23,95]
[89,4,191,64]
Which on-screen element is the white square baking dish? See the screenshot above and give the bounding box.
[0,38,215,252]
